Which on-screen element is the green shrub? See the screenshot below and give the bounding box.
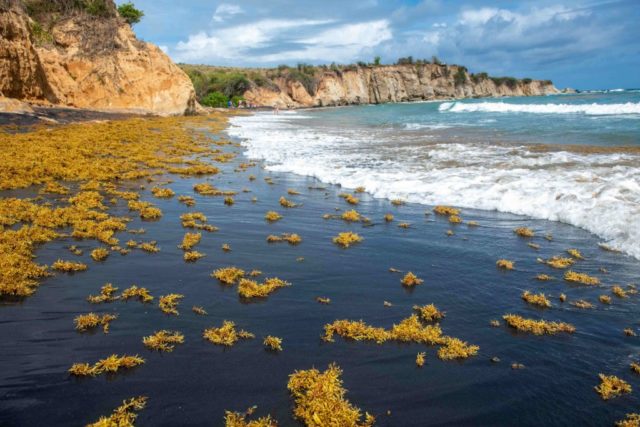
[117,2,144,25]
[454,67,467,86]
[231,95,244,107]
[522,78,532,84]
[201,92,229,108]
[432,55,442,65]
[84,0,110,16]
[373,56,381,66]
[490,76,519,89]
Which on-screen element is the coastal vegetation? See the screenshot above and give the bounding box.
[179,59,553,106]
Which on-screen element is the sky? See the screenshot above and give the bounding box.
[116,0,640,90]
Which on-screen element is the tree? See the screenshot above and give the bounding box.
[432,55,441,65]
[201,92,229,108]
[117,2,144,25]
[373,56,381,66]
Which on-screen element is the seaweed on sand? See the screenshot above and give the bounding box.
[203,321,254,346]
[287,364,375,427]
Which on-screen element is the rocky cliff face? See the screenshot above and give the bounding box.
[243,64,560,108]
[0,1,196,115]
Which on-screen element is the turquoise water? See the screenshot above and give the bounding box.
[229,90,640,259]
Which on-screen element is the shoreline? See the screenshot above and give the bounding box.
[1,114,639,426]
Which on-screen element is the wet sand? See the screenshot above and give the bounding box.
[1,116,639,426]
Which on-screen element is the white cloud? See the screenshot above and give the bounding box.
[158,45,169,54]
[174,19,391,65]
[212,4,244,23]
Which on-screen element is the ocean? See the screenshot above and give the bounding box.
[228,90,640,260]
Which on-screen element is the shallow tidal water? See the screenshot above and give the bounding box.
[1,123,640,426]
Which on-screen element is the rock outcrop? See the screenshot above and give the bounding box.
[243,64,560,109]
[0,1,196,115]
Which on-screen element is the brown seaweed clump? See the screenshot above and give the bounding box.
[180,212,217,232]
[521,291,551,308]
[159,294,184,315]
[52,259,88,272]
[184,251,205,262]
[433,206,460,216]
[437,337,480,360]
[595,374,631,400]
[545,256,575,269]
[279,196,297,208]
[90,248,110,262]
[503,314,575,335]
[391,199,405,206]
[88,283,120,304]
[238,278,291,299]
[536,274,553,281]
[143,330,184,352]
[416,352,426,367]
[120,285,154,303]
[571,300,594,309]
[567,248,584,259]
[341,210,361,222]
[612,285,629,298]
[564,271,600,285]
[287,364,375,427]
[128,200,162,220]
[267,233,302,245]
[74,313,117,334]
[496,259,514,270]
[413,304,444,321]
[212,267,245,285]
[401,272,423,287]
[192,306,208,315]
[333,232,363,248]
[69,354,145,377]
[203,321,254,346]
[448,215,462,224]
[599,295,612,304]
[263,336,283,352]
[179,232,202,251]
[514,227,534,237]
[87,396,148,427]
[178,195,196,207]
[316,297,331,304]
[615,413,640,427]
[264,211,282,222]
[224,406,277,427]
[384,214,394,222]
[151,186,175,198]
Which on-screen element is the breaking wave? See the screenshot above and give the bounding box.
[439,101,640,116]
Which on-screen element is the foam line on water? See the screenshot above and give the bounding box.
[228,112,640,259]
[439,101,640,116]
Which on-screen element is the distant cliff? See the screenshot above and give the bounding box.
[182,63,560,109]
[0,0,196,115]
[245,65,559,108]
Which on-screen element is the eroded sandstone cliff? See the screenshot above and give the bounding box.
[243,64,560,108]
[0,0,196,115]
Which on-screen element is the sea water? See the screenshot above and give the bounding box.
[229,90,640,259]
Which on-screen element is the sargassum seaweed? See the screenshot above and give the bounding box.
[238,278,290,299]
[86,396,148,427]
[143,330,185,352]
[595,374,631,400]
[333,232,363,248]
[521,291,551,308]
[496,259,514,270]
[69,354,145,377]
[564,270,600,285]
[287,364,375,427]
[401,272,423,287]
[413,304,444,321]
[74,313,117,334]
[203,321,254,346]
[263,336,283,352]
[503,314,575,335]
[212,267,245,285]
[224,406,277,427]
[159,294,184,315]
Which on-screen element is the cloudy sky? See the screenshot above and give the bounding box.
[117,0,640,89]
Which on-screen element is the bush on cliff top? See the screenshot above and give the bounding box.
[117,2,143,25]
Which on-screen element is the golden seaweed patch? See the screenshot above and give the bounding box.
[401,272,423,287]
[514,227,534,237]
[521,291,551,308]
[151,187,175,198]
[90,248,110,262]
[88,283,120,304]
[503,314,575,335]
[263,336,283,352]
[87,396,148,427]
[496,259,514,270]
[265,211,283,222]
[159,294,183,315]
[120,285,154,303]
[333,232,363,248]
[52,259,88,272]
[238,278,290,299]
[212,267,245,285]
[416,352,426,367]
[287,364,375,427]
[143,330,184,352]
[69,354,145,377]
[413,304,444,321]
[564,271,600,285]
[74,313,117,333]
[433,206,460,216]
[203,321,254,346]
[595,374,631,400]
[224,406,277,427]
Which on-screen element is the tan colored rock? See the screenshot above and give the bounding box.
[0,1,195,116]
[245,64,560,108]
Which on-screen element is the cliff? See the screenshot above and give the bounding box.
[241,65,560,108]
[0,0,196,115]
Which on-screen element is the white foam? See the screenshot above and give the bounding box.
[403,123,452,130]
[439,101,640,116]
[228,112,640,260]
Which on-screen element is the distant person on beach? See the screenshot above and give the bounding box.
[228,100,232,108]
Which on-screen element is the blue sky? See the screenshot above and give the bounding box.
[117,0,640,89]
